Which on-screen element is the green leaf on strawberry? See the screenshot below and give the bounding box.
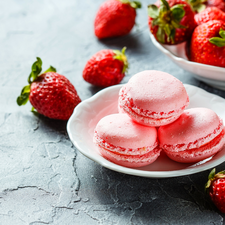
[186,0,206,13]
[205,168,225,190]
[148,0,186,44]
[44,66,57,73]
[113,47,129,74]
[209,28,225,47]
[120,0,141,9]
[17,57,57,107]
[148,5,159,19]
[17,85,31,106]
[28,57,42,84]
[171,5,186,21]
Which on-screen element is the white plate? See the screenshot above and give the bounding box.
[149,33,225,90]
[67,84,225,178]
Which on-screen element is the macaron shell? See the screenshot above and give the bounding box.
[121,70,189,114]
[164,128,225,163]
[159,108,223,148]
[94,113,157,150]
[98,146,161,168]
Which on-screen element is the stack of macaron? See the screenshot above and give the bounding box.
[93,70,225,168]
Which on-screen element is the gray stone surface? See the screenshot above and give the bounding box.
[1,0,225,224]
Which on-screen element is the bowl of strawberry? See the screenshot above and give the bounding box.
[148,0,225,90]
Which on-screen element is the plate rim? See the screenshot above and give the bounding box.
[67,84,225,178]
[149,32,225,74]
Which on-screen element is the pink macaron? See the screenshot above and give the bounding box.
[158,108,225,163]
[93,113,161,168]
[119,70,189,127]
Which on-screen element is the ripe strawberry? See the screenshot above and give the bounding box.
[188,20,225,67]
[148,0,196,44]
[17,57,81,120]
[94,0,141,39]
[82,47,128,87]
[205,168,225,213]
[194,7,225,25]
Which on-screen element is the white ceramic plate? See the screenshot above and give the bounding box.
[149,33,225,90]
[67,84,225,178]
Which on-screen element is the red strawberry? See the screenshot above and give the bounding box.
[188,20,225,67]
[94,0,141,39]
[194,7,225,25]
[17,58,81,120]
[148,0,196,44]
[82,47,128,87]
[205,168,225,213]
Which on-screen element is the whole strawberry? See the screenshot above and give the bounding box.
[189,20,225,67]
[206,168,225,213]
[94,0,141,39]
[148,0,196,44]
[82,47,128,87]
[17,57,81,120]
[194,7,225,25]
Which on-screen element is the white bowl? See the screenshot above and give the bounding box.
[149,32,225,90]
[67,84,225,178]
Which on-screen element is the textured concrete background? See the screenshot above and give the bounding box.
[1,0,225,224]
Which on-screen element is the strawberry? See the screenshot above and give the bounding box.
[148,0,196,45]
[194,7,225,25]
[17,57,81,120]
[188,20,225,67]
[82,47,128,87]
[94,0,141,39]
[205,168,225,213]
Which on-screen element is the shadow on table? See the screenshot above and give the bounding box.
[97,32,145,51]
[88,162,224,223]
[35,114,68,133]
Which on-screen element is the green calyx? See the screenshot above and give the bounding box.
[209,28,225,47]
[148,0,186,44]
[113,47,129,74]
[119,0,142,9]
[17,57,56,107]
[186,0,206,13]
[205,168,225,191]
